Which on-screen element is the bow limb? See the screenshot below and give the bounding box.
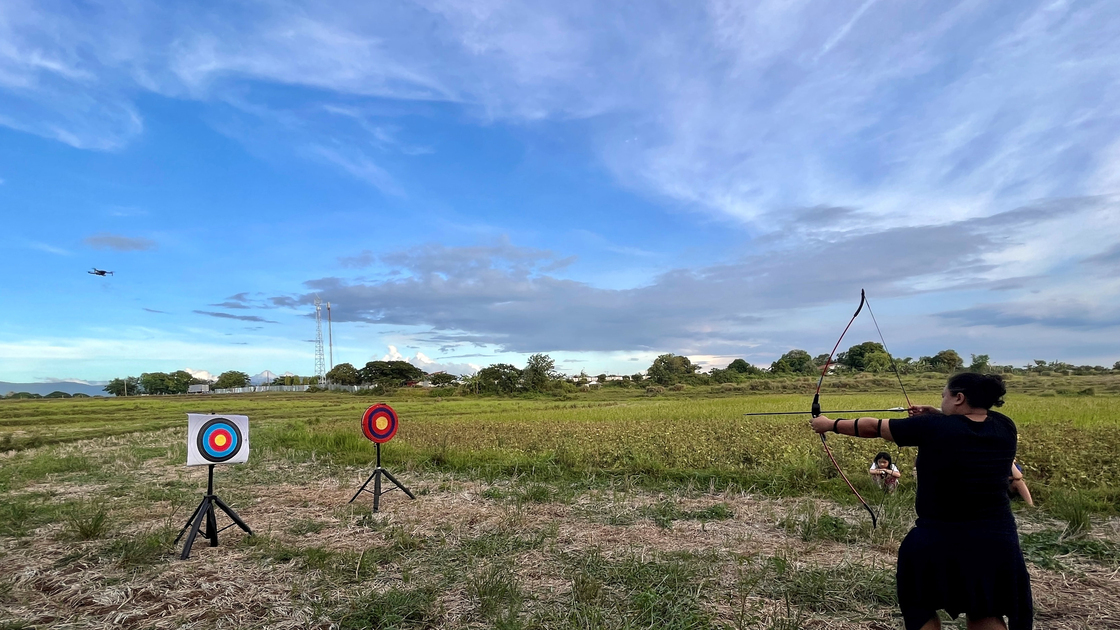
[820,434,878,528]
[814,289,878,528]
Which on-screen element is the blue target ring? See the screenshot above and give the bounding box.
[361,404,398,443]
[197,418,243,463]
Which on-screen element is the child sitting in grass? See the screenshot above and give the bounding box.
[1009,460,1033,506]
[870,451,901,493]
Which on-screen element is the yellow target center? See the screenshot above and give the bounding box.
[375,416,389,431]
[214,434,228,447]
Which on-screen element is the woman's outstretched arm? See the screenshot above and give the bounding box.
[811,415,896,442]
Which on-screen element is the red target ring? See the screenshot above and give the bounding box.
[361,404,398,443]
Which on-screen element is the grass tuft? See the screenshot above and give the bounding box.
[335,586,437,630]
[468,562,523,625]
[63,502,111,541]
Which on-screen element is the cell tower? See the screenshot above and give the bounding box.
[314,296,326,385]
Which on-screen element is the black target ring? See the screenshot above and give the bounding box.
[196,417,244,463]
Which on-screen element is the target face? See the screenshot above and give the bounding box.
[198,418,243,462]
[187,414,249,466]
[362,404,398,443]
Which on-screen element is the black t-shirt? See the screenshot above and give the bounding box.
[890,411,1018,523]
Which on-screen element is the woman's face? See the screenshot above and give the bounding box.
[940,387,964,414]
[876,459,890,469]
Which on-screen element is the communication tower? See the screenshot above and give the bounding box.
[314,296,326,385]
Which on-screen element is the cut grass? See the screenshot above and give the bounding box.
[758,554,897,614]
[639,499,735,529]
[1019,528,1120,570]
[62,501,111,541]
[334,586,438,630]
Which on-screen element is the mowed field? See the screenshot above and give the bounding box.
[1,383,1118,629]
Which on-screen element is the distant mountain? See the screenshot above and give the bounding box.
[1,381,109,397]
[251,370,278,385]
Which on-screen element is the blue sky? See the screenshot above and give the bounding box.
[2,0,1120,383]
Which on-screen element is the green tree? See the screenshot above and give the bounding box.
[360,361,425,386]
[863,351,892,373]
[769,349,816,375]
[103,377,141,396]
[326,362,361,386]
[969,354,991,373]
[429,372,458,387]
[726,359,761,376]
[838,342,888,371]
[476,364,523,394]
[631,373,644,383]
[522,353,559,392]
[45,391,71,398]
[139,372,172,395]
[929,350,964,373]
[167,370,196,394]
[646,354,698,386]
[214,371,251,389]
[1114,361,1120,371]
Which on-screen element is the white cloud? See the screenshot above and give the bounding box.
[26,240,71,256]
[183,368,215,381]
[379,345,478,375]
[0,334,311,382]
[5,0,1119,231]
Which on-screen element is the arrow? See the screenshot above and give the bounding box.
[742,407,907,417]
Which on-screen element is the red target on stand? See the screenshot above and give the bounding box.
[361,404,399,443]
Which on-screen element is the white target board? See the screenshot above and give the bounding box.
[187,414,250,466]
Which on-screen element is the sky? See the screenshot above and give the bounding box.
[2,0,1120,384]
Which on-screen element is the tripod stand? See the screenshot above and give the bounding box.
[175,464,253,559]
[349,442,415,512]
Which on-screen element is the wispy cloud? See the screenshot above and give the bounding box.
[142,308,168,314]
[308,145,403,195]
[84,233,157,251]
[193,310,279,324]
[338,250,375,268]
[27,241,71,256]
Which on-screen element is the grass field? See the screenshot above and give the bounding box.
[1,382,1118,629]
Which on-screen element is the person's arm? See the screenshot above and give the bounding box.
[1012,479,1034,506]
[890,465,901,479]
[812,415,897,442]
[908,405,940,416]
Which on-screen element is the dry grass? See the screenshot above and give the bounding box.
[2,401,1118,629]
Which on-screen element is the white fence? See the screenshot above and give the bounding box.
[211,385,310,394]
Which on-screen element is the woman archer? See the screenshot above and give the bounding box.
[812,372,1033,630]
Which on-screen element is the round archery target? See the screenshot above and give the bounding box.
[197,417,244,462]
[362,404,398,443]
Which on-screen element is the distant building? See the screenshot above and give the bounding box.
[188,384,210,394]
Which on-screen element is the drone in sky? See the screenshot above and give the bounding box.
[88,268,114,276]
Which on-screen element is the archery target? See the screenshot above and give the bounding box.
[361,404,398,443]
[187,414,249,466]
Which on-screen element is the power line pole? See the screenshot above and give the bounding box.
[314,296,326,386]
[327,302,334,370]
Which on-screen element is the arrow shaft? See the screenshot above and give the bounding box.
[742,407,906,416]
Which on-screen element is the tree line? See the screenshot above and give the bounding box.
[103,370,266,396]
[86,345,1120,398]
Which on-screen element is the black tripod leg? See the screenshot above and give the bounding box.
[212,496,253,534]
[349,469,379,503]
[373,470,383,512]
[206,498,219,547]
[380,469,416,499]
[180,497,212,560]
[175,498,207,545]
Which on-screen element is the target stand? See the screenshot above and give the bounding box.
[349,404,415,512]
[176,414,253,559]
[175,464,253,559]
